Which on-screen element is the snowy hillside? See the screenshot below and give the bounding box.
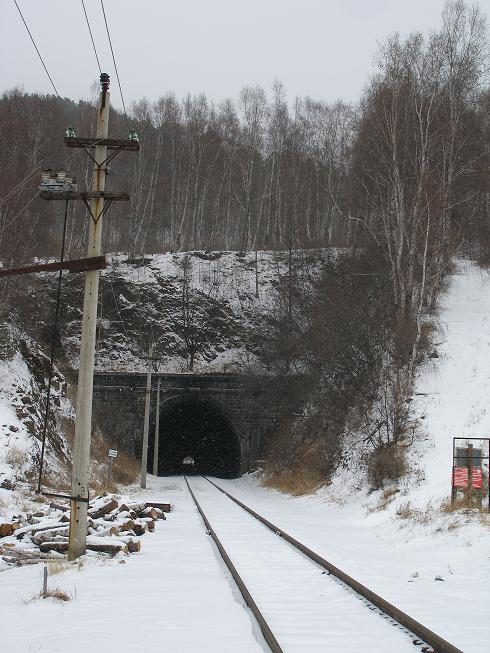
[48,249,327,374]
[0,326,73,505]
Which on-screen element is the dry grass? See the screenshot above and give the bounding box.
[90,430,140,491]
[47,561,70,576]
[396,501,414,519]
[47,559,84,575]
[0,495,9,515]
[261,467,326,496]
[5,446,29,470]
[112,450,140,485]
[395,500,436,525]
[368,486,400,512]
[442,497,489,514]
[25,587,71,603]
[45,588,70,601]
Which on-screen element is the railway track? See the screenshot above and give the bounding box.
[184,475,463,653]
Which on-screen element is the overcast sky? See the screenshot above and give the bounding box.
[1,0,478,110]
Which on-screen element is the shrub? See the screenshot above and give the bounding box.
[5,446,29,471]
[367,443,407,490]
[262,466,325,496]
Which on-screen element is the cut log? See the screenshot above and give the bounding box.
[39,541,128,556]
[32,527,69,544]
[0,545,65,560]
[140,507,158,520]
[139,518,155,532]
[49,502,69,512]
[127,539,141,553]
[88,499,118,519]
[126,502,146,513]
[60,514,70,523]
[132,521,149,536]
[119,519,135,532]
[0,522,21,537]
[145,502,171,513]
[98,526,119,537]
[28,521,67,536]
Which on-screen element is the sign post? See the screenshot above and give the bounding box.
[108,449,118,481]
[451,437,489,508]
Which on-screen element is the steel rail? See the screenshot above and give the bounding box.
[184,476,284,653]
[203,476,463,653]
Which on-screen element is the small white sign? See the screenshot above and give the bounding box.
[108,449,118,458]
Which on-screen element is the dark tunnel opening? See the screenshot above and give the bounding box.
[148,397,241,478]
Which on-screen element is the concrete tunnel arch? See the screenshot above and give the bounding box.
[148,394,241,478]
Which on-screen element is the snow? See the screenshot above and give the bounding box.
[408,260,490,507]
[1,259,489,651]
[1,477,267,653]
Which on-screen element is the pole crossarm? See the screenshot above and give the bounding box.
[65,137,139,169]
[41,191,129,224]
[40,191,130,201]
[0,255,106,277]
[64,136,140,151]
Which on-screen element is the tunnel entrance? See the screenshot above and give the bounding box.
[149,397,241,478]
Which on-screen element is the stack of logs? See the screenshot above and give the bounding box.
[0,494,171,565]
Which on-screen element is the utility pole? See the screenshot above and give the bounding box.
[69,73,110,558]
[65,73,139,559]
[152,378,161,476]
[141,341,153,489]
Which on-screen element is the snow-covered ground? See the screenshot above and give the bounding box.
[2,472,487,652]
[1,259,489,652]
[1,476,268,653]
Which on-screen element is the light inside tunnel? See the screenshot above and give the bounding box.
[149,397,241,478]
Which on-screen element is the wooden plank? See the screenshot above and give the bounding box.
[0,256,106,277]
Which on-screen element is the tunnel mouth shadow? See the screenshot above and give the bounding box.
[149,396,241,479]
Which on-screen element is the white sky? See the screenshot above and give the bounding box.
[1,0,477,109]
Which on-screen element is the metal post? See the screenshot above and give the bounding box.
[69,73,110,559]
[42,565,48,598]
[152,379,161,476]
[255,249,259,299]
[141,341,153,489]
[467,443,473,504]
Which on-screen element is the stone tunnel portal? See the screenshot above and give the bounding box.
[149,396,241,478]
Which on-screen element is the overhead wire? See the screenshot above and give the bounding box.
[37,199,69,493]
[100,0,129,126]
[0,167,42,207]
[12,0,60,98]
[81,0,102,74]
[0,190,40,234]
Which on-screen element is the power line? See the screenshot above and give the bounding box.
[12,0,60,98]
[0,191,40,235]
[0,168,41,207]
[81,0,102,74]
[100,0,129,124]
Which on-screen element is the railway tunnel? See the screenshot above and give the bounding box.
[148,396,241,478]
[92,373,303,477]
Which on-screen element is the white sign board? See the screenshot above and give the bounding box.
[108,449,118,458]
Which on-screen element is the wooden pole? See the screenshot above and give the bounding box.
[152,379,161,476]
[69,74,110,559]
[141,341,153,489]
